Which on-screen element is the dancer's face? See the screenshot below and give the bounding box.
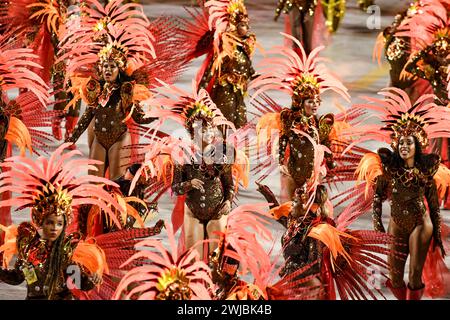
[398,135,416,162]
[303,97,320,116]
[236,21,249,37]
[102,60,119,83]
[42,213,65,242]
[202,124,216,145]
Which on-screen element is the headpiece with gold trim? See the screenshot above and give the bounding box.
[58,0,156,79]
[340,87,450,151]
[205,0,249,32]
[148,79,235,133]
[395,1,449,55]
[249,33,350,107]
[0,143,125,228]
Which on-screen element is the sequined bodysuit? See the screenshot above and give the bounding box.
[372,148,442,235]
[172,147,234,224]
[200,35,255,129]
[279,108,334,188]
[0,222,94,300]
[66,80,155,149]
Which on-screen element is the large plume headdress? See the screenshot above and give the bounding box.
[0,31,49,106]
[249,33,350,104]
[147,79,235,132]
[205,0,249,32]
[395,1,450,55]
[58,0,156,78]
[341,87,450,151]
[0,143,124,227]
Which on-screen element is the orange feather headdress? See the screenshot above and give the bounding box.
[0,143,124,228]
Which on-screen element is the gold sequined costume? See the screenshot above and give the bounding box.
[172,146,234,224]
[279,107,335,189]
[66,80,155,150]
[200,35,256,129]
[0,223,95,300]
[372,148,442,236]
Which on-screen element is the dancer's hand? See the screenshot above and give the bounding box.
[90,272,102,285]
[190,179,204,192]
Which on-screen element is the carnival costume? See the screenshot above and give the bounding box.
[60,0,186,179]
[256,143,395,300]
[397,4,450,170]
[339,87,450,299]
[0,143,164,299]
[0,0,85,141]
[249,33,350,201]
[113,221,213,300]
[372,0,446,102]
[0,30,58,230]
[179,0,256,129]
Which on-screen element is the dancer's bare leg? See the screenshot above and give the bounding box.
[108,132,132,180]
[408,214,433,289]
[184,206,205,257]
[88,137,107,177]
[206,214,228,255]
[387,219,409,288]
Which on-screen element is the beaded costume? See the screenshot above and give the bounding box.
[179,0,256,129]
[59,0,186,179]
[0,143,164,300]
[340,87,450,299]
[250,34,349,200]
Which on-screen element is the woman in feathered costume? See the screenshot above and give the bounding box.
[60,0,164,180]
[0,30,58,236]
[250,33,350,203]
[0,0,83,142]
[144,79,239,259]
[256,134,395,300]
[395,3,450,207]
[372,0,446,102]
[0,143,122,299]
[341,88,450,300]
[401,2,450,105]
[179,0,256,130]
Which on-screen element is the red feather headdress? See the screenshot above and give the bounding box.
[147,79,235,131]
[249,33,349,104]
[58,0,156,78]
[0,32,49,106]
[341,87,450,151]
[0,143,124,228]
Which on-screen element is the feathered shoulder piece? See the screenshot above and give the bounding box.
[16,222,38,253]
[318,113,335,141]
[434,162,450,200]
[357,152,383,182]
[377,147,393,168]
[419,153,441,176]
[72,238,108,277]
[355,152,383,198]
